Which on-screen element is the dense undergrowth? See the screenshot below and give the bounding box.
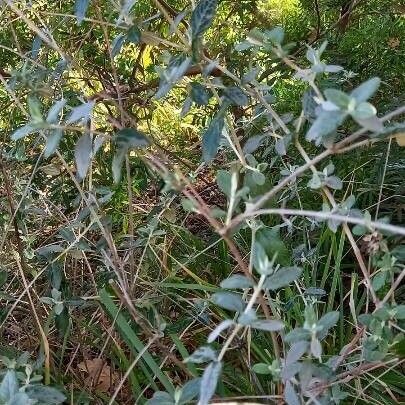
[0,0,404,404]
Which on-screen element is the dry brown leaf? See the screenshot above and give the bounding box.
[78,358,117,393]
[388,37,400,49]
[395,132,405,147]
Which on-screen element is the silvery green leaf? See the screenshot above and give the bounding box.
[169,10,188,35]
[394,305,405,320]
[325,175,342,190]
[66,101,95,124]
[308,173,322,189]
[25,385,67,404]
[207,320,234,343]
[242,67,260,84]
[311,337,322,358]
[180,96,193,117]
[112,147,126,183]
[235,40,255,51]
[352,101,376,120]
[324,89,351,109]
[75,0,90,25]
[282,362,302,381]
[115,128,150,149]
[252,240,272,275]
[306,109,345,145]
[327,218,339,233]
[284,381,300,405]
[304,287,326,297]
[351,77,380,102]
[155,56,192,99]
[198,361,222,405]
[251,319,284,331]
[40,297,54,305]
[190,82,210,105]
[145,391,174,405]
[185,346,217,364]
[252,170,266,185]
[220,275,254,289]
[325,162,335,175]
[237,309,257,325]
[265,26,284,44]
[275,135,291,156]
[342,194,356,209]
[127,25,141,43]
[28,95,43,123]
[325,64,343,73]
[11,124,36,141]
[9,392,34,405]
[211,292,245,312]
[286,341,308,365]
[372,271,387,292]
[111,34,126,58]
[0,370,18,401]
[223,86,249,106]
[54,302,64,315]
[284,328,311,343]
[243,134,266,154]
[305,47,317,64]
[178,378,201,404]
[44,129,63,158]
[317,311,339,333]
[191,0,218,40]
[216,170,232,196]
[202,115,224,162]
[263,266,303,290]
[31,35,42,59]
[46,99,66,123]
[75,133,92,179]
[353,115,383,132]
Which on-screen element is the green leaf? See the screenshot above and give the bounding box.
[75,0,90,25]
[252,240,272,275]
[394,305,405,320]
[324,89,352,110]
[127,25,141,43]
[351,77,380,103]
[263,266,302,290]
[220,275,254,289]
[28,95,43,123]
[251,319,284,331]
[202,115,224,162]
[191,0,218,39]
[11,124,36,141]
[211,292,245,312]
[223,86,249,106]
[190,82,210,105]
[99,289,174,394]
[325,175,343,190]
[256,227,291,266]
[0,271,7,288]
[252,363,271,374]
[199,361,222,405]
[74,133,92,179]
[352,101,377,120]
